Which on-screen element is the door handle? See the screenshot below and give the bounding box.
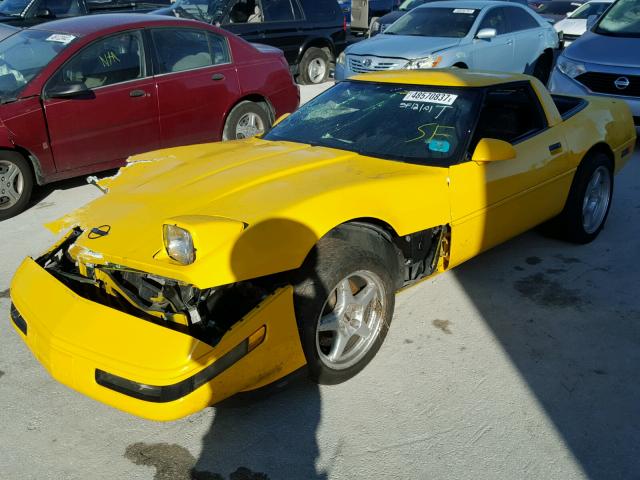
[506,39,513,45]
[548,142,562,153]
[211,73,225,81]
[129,89,146,97]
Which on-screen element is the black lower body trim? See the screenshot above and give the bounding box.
[10,303,27,335]
[95,338,250,403]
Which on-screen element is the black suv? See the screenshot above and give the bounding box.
[154,0,347,84]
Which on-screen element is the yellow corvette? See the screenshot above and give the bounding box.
[10,70,636,421]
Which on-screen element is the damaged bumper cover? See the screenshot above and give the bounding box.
[9,257,307,421]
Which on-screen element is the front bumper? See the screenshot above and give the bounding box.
[10,258,306,421]
[549,67,640,125]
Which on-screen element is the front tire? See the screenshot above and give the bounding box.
[293,227,399,384]
[297,47,331,85]
[222,101,271,141]
[551,152,613,244]
[0,152,33,221]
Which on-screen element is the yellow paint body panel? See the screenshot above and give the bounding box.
[49,139,451,288]
[11,70,636,420]
[11,258,306,421]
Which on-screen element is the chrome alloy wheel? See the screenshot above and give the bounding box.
[582,166,611,234]
[235,112,265,139]
[0,160,23,210]
[315,270,386,370]
[308,58,327,84]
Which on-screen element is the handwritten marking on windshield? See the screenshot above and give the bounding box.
[406,123,455,144]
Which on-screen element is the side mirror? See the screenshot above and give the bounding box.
[272,112,291,127]
[586,14,598,30]
[476,28,497,40]
[46,81,91,99]
[36,8,55,18]
[471,138,516,163]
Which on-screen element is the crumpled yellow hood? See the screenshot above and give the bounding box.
[48,138,450,288]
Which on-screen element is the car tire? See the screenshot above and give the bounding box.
[368,16,380,37]
[532,52,552,85]
[0,152,33,221]
[292,226,400,385]
[298,47,331,85]
[549,152,613,244]
[222,101,271,141]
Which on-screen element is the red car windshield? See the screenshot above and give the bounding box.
[0,29,74,100]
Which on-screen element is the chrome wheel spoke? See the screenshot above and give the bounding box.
[315,270,387,370]
[327,329,350,362]
[335,278,354,312]
[581,166,611,234]
[354,283,376,309]
[353,320,371,339]
[318,311,341,332]
[6,163,19,184]
[0,160,23,209]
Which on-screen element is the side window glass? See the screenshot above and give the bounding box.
[227,0,264,23]
[49,31,144,90]
[508,7,539,30]
[473,84,547,145]
[263,0,296,21]
[207,33,231,65]
[42,0,81,17]
[479,8,508,35]
[152,28,213,74]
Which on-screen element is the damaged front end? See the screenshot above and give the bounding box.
[38,228,288,347]
[11,227,307,419]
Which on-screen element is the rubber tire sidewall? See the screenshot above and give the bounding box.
[0,152,33,221]
[293,231,398,385]
[222,101,271,141]
[553,152,613,244]
[297,47,331,85]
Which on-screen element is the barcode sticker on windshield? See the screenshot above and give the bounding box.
[403,91,458,105]
[46,34,75,44]
[453,8,475,13]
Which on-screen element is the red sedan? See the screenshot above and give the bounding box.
[0,14,299,219]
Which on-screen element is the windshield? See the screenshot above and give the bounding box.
[169,0,218,22]
[0,30,73,100]
[569,1,611,18]
[595,0,640,35]
[0,0,29,16]
[264,81,481,166]
[398,0,428,11]
[537,2,582,14]
[385,7,480,37]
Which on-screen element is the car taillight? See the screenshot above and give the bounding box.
[343,16,347,32]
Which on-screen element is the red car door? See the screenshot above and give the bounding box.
[150,27,240,146]
[43,30,160,173]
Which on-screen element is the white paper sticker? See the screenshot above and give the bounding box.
[403,91,458,106]
[453,8,476,14]
[46,34,76,44]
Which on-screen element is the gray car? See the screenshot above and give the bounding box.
[549,0,640,126]
[335,0,558,82]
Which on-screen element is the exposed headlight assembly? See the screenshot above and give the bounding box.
[556,55,586,78]
[337,51,346,65]
[405,55,443,70]
[163,224,196,265]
